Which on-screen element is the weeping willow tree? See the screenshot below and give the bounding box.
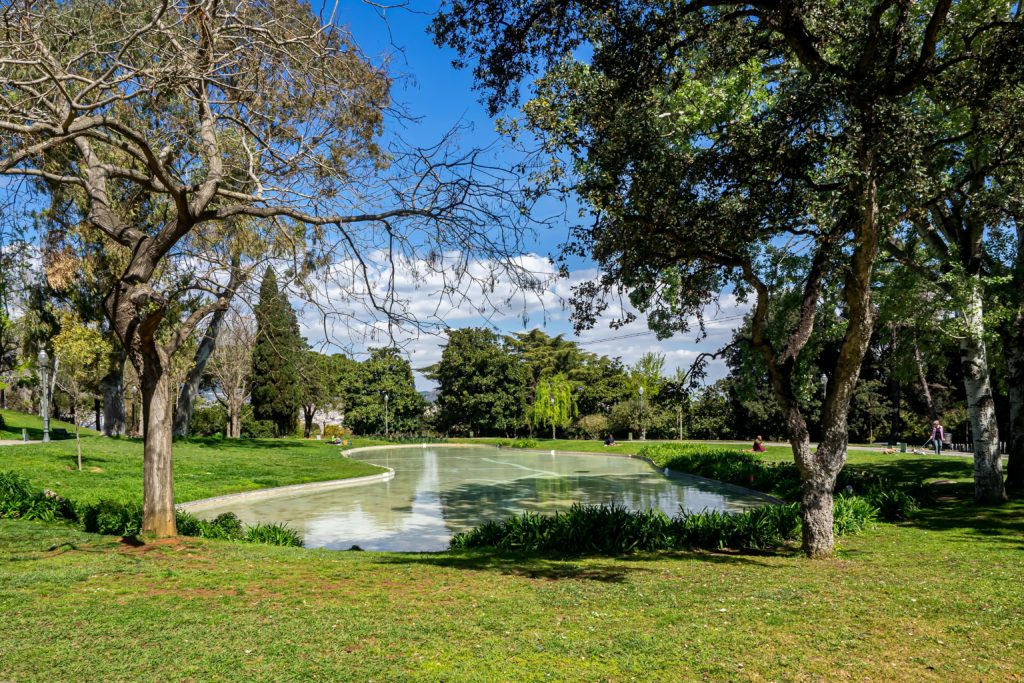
[530,374,577,440]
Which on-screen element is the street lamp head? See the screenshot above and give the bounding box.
[638,385,644,397]
[38,349,48,365]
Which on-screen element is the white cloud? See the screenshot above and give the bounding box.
[293,252,749,391]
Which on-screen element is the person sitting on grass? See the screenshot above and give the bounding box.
[603,434,617,446]
[752,435,766,453]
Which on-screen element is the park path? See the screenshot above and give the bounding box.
[0,440,39,446]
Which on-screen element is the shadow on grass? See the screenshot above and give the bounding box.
[374,546,783,583]
[903,493,1024,550]
[843,457,973,485]
[177,437,308,451]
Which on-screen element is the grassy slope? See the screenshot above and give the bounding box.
[1,429,1019,680]
[0,407,95,440]
[1,496,1022,681]
[0,414,388,504]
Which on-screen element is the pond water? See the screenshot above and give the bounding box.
[191,446,773,552]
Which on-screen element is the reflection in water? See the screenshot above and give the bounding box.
[194,447,773,552]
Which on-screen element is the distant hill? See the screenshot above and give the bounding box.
[419,390,439,404]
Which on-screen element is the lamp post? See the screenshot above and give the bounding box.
[384,392,390,440]
[638,385,645,441]
[38,350,50,443]
[820,373,828,399]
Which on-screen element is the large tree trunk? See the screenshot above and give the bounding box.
[1004,310,1024,492]
[913,342,937,421]
[785,407,839,558]
[228,399,242,439]
[173,307,228,438]
[302,405,315,438]
[960,284,1005,503]
[140,348,177,537]
[100,352,126,437]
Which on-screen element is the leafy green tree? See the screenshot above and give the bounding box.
[572,354,631,418]
[0,0,534,536]
[433,0,1015,555]
[251,270,303,437]
[529,373,577,439]
[629,353,665,440]
[427,328,526,436]
[298,351,357,439]
[346,348,426,436]
[52,313,112,470]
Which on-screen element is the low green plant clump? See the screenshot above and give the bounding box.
[497,437,539,449]
[638,444,805,499]
[244,521,304,547]
[637,443,923,522]
[0,471,73,521]
[0,470,302,547]
[387,435,449,445]
[449,498,874,554]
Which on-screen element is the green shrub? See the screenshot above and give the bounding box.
[863,487,920,521]
[241,417,277,439]
[322,424,353,439]
[79,500,143,537]
[639,445,924,519]
[175,509,205,536]
[575,414,611,440]
[206,512,245,539]
[832,495,878,535]
[0,471,71,522]
[637,444,803,499]
[189,404,228,437]
[497,437,539,449]
[451,495,874,555]
[245,522,304,547]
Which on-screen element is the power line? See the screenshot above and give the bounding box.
[576,312,748,346]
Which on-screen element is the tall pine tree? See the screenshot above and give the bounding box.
[251,269,303,437]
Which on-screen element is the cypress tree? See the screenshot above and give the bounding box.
[250,269,303,436]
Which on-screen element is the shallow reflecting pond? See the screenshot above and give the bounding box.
[193,446,773,551]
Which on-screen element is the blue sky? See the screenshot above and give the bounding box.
[303,2,749,389]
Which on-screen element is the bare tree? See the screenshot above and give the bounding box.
[0,0,538,535]
[208,309,255,439]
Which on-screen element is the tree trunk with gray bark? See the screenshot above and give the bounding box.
[100,352,126,437]
[960,284,1005,503]
[173,306,228,438]
[1005,310,1024,492]
[140,346,176,537]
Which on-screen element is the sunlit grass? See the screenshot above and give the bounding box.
[0,410,389,504]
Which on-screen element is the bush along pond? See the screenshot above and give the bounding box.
[0,471,302,547]
[450,444,925,554]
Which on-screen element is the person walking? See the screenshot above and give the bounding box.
[928,420,945,455]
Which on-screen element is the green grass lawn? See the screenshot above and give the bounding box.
[0,407,94,441]
[0,409,388,504]
[1,495,1021,681]
[1,423,1021,680]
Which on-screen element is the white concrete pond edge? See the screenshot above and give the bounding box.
[176,442,781,514]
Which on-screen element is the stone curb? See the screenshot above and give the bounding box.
[176,468,395,513]
[175,443,485,513]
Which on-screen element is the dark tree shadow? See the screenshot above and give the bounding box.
[843,457,973,485]
[374,546,783,583]
[903,496,1024,550]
